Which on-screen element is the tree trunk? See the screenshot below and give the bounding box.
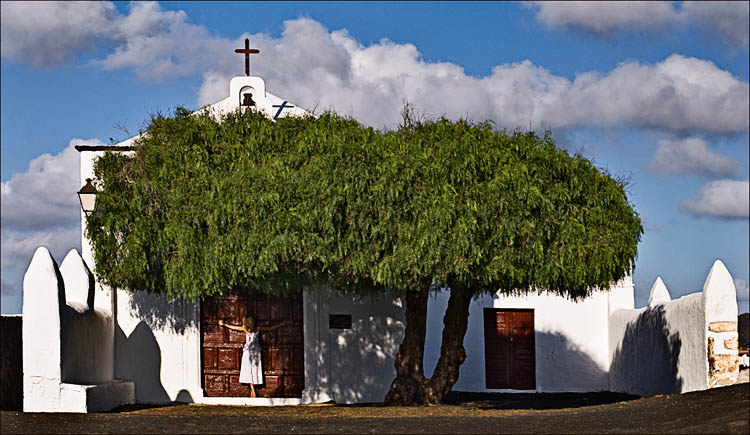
[424,286,473,403]
[384,282,430,405]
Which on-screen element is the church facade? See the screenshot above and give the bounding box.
[21,54,740,411]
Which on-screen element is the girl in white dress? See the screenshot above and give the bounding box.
[218,316,288,397]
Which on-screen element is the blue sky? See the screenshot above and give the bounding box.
[1,1,748,314]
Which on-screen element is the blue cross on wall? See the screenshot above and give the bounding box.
[272,101,295,120]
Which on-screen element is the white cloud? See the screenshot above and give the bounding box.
[0,1,237,81]
[530,1,749,49]
[1,225,82,315]
[0,227,81,272]
[0,136,92,315]
[1,138,103,232]
[647,137,743,177]
[94,2,237,81]
[0,1,117,67]
[532,1,678,37]
[196,20,749,135]
[681,179,750,220]
[681,1,750,50]
[0,135,98,316]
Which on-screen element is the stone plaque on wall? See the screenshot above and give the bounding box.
[329,314,352,329]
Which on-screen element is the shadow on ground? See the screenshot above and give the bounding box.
[107,402,190,413]
[107,390,640,413]
[442,391,640,410]
[333,391,640,410]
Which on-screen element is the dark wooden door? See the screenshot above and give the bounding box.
[483,309,535,390]
[201,290,304,398]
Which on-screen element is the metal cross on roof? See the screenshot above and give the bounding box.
[234,38,260,76]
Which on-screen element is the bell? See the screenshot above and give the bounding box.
[242,93,256,107]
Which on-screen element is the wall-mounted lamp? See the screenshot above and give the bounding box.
[77,178,98,214]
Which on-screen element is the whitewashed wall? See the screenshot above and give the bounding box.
[302,280,634,403]
[114,290,202,404]
[425,280,634,393]
[22,247,133,412]
[59,249,113,384]
[303,286,405,404]
[608,260,739,395]
[22,248,65,412]
[609,293,705,395]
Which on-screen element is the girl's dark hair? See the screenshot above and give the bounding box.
[242,316,256,330]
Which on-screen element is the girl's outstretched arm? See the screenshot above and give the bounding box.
[258,320,290,332]
[218,319,246,332]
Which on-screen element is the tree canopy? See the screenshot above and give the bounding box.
[89,108,641,300]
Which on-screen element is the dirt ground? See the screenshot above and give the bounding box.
[2,383,748,434]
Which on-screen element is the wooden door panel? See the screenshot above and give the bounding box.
[484,309,535,390]
[203,323,224,342]
[510,311,535,390]
[254,298,271,323]
[284,375,304,394]
[201,290,304,398]
[227,329,246,344]
[484,308,510,389]
[229,375,251,396]
[218,299,238,322]
[204,374,228,395]
[271,302,292,322]
[266,348,279,372]
[293,302,303,323]
[259,375,282,397]
[203,348,217,370]
[218,348,238,370]
[293,349,305,373]
[511,312,533,327]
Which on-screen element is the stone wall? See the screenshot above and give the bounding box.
[707,321,739,387]
[703,261,740,387]
[1,315,22,410]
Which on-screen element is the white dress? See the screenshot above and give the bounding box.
[239,331,263,385]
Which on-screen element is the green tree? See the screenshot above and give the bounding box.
[89,108,384,298]
[374,118,643,404]
[88,107,642,406]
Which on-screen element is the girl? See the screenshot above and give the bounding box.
[218,316,289,397]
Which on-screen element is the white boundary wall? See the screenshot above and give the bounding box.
[22,247,133,412]
[608,260,739,395]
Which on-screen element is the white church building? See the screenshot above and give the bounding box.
[21,45,741,412]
